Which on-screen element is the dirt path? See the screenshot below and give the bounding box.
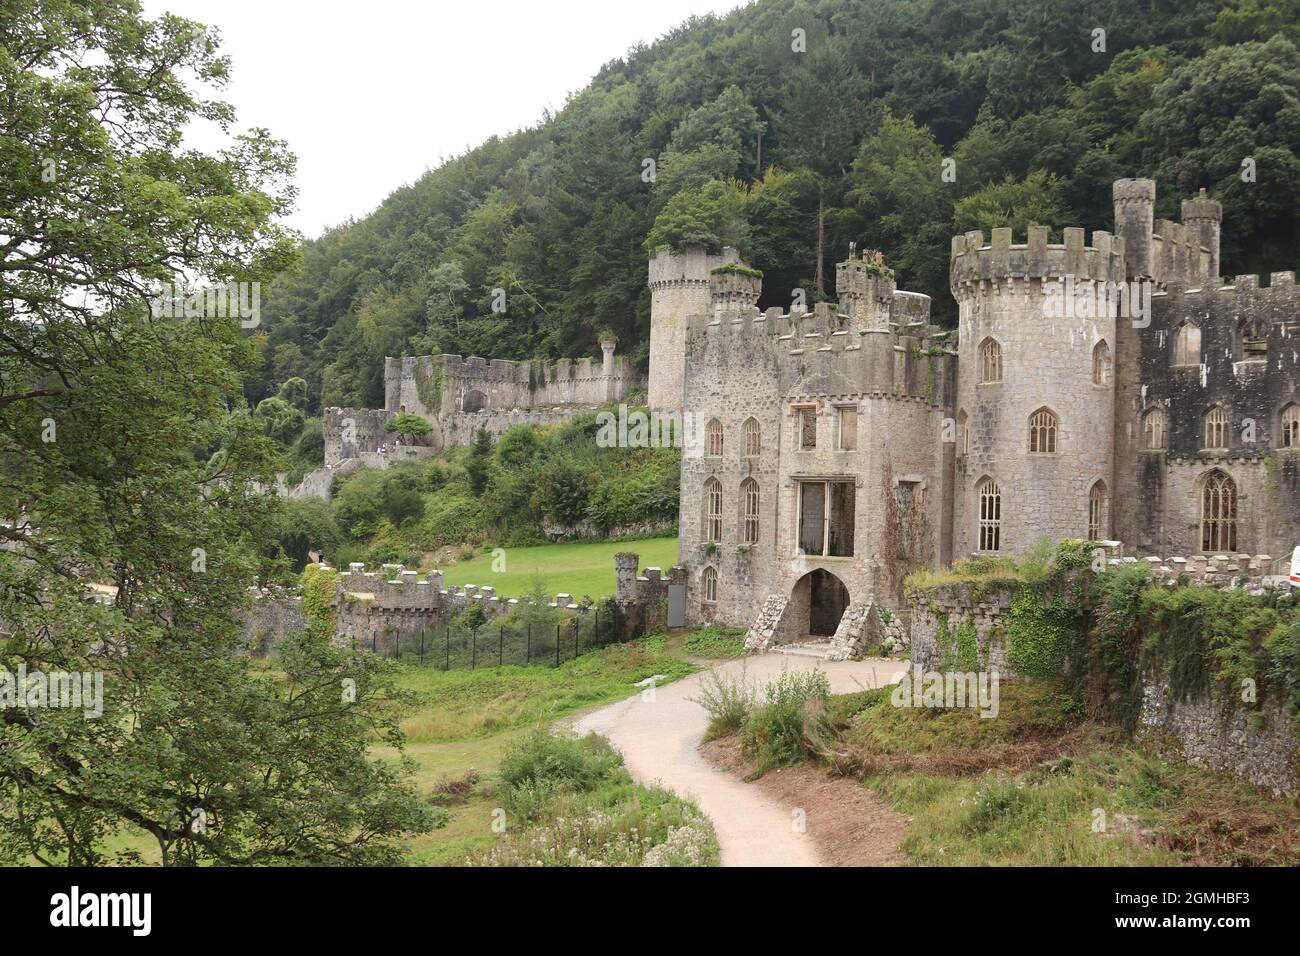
[572,653,907,867]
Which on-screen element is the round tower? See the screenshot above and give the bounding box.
[950,225,1127,557]
[647,245,740,411]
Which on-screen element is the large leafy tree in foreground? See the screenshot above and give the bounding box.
[0,0,434,864]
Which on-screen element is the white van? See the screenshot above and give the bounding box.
[1291,546,1300,587]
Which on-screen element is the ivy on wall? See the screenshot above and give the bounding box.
[909,540,1300,733]
[300,563,340,642]
[414,360,441,412]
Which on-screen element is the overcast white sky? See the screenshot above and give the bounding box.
[142,0,747,238]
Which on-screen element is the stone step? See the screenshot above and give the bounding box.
[773,641,835,659]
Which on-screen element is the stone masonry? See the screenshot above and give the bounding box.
[650,177,1300,659]
[907,574,1299,796]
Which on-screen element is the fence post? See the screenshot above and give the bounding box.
[595,609,600,647]
[526,624,531,663]
[574,618,579,659]
[471,628,477,669]
[372,633,376,654]
[420,631,425,665]
[555,623,560,667]
[499,627,503,667]
[445,625,450,671]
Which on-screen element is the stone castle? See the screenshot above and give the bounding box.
[319,339,642,474]
[658,178,1300,650]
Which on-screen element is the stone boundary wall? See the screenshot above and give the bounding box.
[331,561,594,653]
[614,551,685,636]
[1138,683,1297,797]
[437,406,579,448]
[907,574,1299,797]
[242,591,307,656]
[909,586,1014,673]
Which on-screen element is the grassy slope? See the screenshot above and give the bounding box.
[434,535,679,599]
[98,633,708,866]
[827,683,1300,866]
[371,634,700,864]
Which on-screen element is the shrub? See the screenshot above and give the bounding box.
[386,411,432,440]
[497,729,623,820]
[692,668,756,740]
[739,669,831,772]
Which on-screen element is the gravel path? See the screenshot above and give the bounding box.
[573,653,906,867]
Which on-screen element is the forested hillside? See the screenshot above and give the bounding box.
[251,0,1300,413]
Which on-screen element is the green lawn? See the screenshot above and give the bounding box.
[434,535,679,600]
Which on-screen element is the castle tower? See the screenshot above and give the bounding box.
[647,245,741,411]
[950,225,1127,556]
[836,250,898,387]
[1113,178,1155,280]
[707,266,761,321]
[836,251,894,329]
[1181,188,1223,284]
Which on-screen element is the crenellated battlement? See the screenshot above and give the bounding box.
[687,296,952,406]
[648,245,741,291]
[334,561,590,615]
[1152,271,1298,315]
[949,225,1127,295]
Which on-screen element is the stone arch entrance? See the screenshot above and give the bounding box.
[792,568,850,637]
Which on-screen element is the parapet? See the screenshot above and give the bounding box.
[1181,189,1223,224]
[1112,178,1156,206]
[949,226,1127,294]
[1157,271,1296,306]
[708,267,762,317]
[648,245,741,291]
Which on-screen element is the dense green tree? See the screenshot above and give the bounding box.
[645,178,749,253]
[953,172,1071,235]
[275,376,310,411]
[0,0,434,864]
[255,396,306,445]
[380,472,425,527]
[249,0,1299,387]
[465,427,494,496]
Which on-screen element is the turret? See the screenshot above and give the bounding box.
[1113,178,1156,280]
[707,265,761,321]
[836,250,894,329]
[1181,188,1223,285]
[647,245,742,411]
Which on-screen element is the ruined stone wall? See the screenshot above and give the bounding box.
[330,562,597,652]
[1138,684,1297,797]
[909,586,1013,674]
[437,406,578,449]
[323,406,393,464]
[908,572,1298,797]
[242,592,307,656]
[613,551,684,637]
[405,353,636,417]
[951,226,1125,558]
